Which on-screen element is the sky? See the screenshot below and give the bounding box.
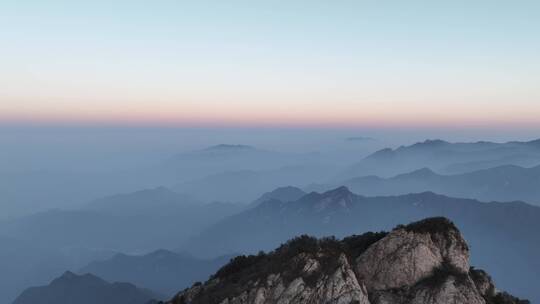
[1,0,539,129]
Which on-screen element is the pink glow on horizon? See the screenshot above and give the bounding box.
[2,107,540,129]
[2,91,540,129]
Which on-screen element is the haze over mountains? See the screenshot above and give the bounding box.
[168,218,528,304]
[4,0,540,301]
[341,139,540,178]
[0,187,242,303]
[175,166,329,203]
[183,187,540,302]
[0,236,69,304]
[1,187,242,252]
[4,134,540,304]
[312,164,540,206]
[79,250,234,297]
[0,129,384,218]
[13,271,158,304]
[164,144,317,182]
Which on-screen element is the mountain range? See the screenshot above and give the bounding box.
[13,271,159,304]
[167,218,528,304]
[0,236,70,303]
[79,250,235,297]
[0,187,242,304]
[174,165,333,203]
[164,144,324,183]
[7,138,540,303]
[249,186,307,208]
[1,187,242,253]
[183,187,540,302]
[312,164,540,206]
[340,138,540,178]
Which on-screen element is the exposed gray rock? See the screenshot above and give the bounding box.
[173,253,369,304]
[355,219,469,291]
[409,275,485,304]
[470,268,496,298]
[164,217,528,304]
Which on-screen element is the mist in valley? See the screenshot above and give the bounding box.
[1,125,540,303]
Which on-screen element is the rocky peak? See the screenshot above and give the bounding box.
[396,167,438,179]
[409,139,450,149]
[311,186,356,212]
[163,217,528,304]
[251,186,307,207]
[60,270,78,279]
[323,186,353,198]
[355,217,469,292]
[365,148,395,160]
[53,271,104,286]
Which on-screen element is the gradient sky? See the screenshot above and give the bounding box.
[1,0,539,128]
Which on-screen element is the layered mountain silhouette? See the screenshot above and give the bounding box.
[13,271,159,304]
[341,138,540,178]
[85,187,201,215]
[1,187,241,253]
[79,250,235,297]
[314,164,540,206]
[174,166,330,203]
[0,187,243,304]
[167,218,528,304]
[164,144,322,183]
[249,186,307,207]
[0,236,70,303]
[183,187,540,302]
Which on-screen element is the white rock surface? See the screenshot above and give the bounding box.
[355,226,469,291]
[215,254,370,304]
[169,218,523,304]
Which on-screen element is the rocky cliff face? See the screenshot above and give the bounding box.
[165,217,528,304]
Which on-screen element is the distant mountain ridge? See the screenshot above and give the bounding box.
[163,143,329,184]
[1,187,242,252]
[0,186,244,303]
[0,236,69,304]
[168,218,528,304]
[85,187,202,215]
[13,271,159,304]
[174,166,331,203]
[314,164,540,205]
[183,187,540,302]
[79,249,235,297]
[341,138,540,178]
[249,186,307,207]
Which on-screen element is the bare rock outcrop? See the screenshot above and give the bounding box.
[164,217,528,304]
[355,217,469,291]
[409,275,486,304]
[171,248,371,304]
[218,254,370,304]
[369,274,485,304]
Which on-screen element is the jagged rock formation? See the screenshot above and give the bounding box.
[166,218,528,304]
[355,219,469,291]
[184,186,540,302]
